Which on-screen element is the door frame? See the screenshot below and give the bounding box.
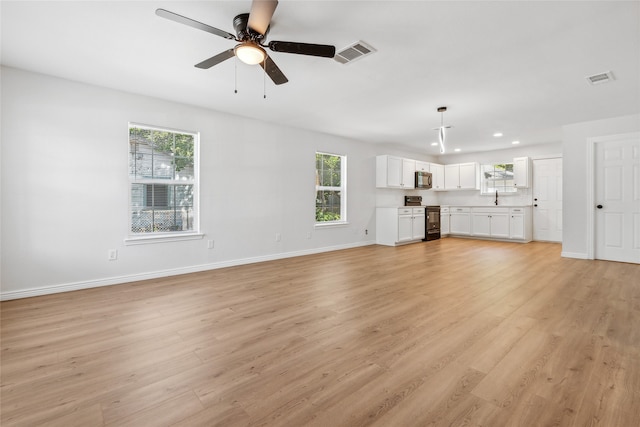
[586,131,640,260]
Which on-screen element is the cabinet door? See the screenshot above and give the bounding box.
[415,161,429,172]
[490,213,510,238]
[458,163,478,189]
[441,210,450,234]
[513,157,530,188]
[398,215,413,242]
[387,156,403,187]
[444,164,460,189]
[431,164,445,190]
[450,212,471,234]
[412,214,426,239]
[510,214,525,239]
[402,159,416,188]
[472,214,491,237]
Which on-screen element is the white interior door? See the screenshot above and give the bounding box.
[595,137,640,264]
[533,158,563,242]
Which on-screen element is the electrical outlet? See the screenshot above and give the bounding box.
[275,233,281,242]
[207,240,214,249]
[365,229,368,235]
[108,249,118,261]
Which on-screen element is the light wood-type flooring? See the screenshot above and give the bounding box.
[2,239,639,426]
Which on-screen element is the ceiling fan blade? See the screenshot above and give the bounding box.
[247,0,278,36]
[268,41,335,58]
[156,9,236,40]
[260,55,288,85]
[195,49,235,69]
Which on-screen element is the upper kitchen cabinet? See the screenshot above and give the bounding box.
[415,161,430,172]
[444,162,480,190]
[430,163,445,191]
[376,155,416,189]
[513,157,531,188]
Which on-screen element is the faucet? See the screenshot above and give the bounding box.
[494,190,498,205]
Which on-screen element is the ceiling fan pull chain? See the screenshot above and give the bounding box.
[263,65,267,99]
[234,56,238,94]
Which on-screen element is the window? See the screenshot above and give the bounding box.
[129,124,198,236]
[481,163,517,194]
[315,152,346,224]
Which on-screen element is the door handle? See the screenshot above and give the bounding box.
[597,205,603,209]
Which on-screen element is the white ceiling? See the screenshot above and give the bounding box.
[2,1,639,154]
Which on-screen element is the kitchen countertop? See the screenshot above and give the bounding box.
[377,205,533,209]
[440,205,532,208]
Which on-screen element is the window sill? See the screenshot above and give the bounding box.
[314,221,349,229]
[124,232,204,246]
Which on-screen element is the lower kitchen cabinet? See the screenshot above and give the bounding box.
[445,206,532,242]
[449,207,471,235]
[376,207,425,246]
[509,207,531,240]
[441,207,450,236]
[471,208,509,239]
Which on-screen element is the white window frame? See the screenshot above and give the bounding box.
[315,151,347,226]
[125,123,202,245]
[480,162,517,195]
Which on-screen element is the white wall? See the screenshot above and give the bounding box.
[561,114,640,258]
[0,67,378,299]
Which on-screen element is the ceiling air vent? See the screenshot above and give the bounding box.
[586,71,615,85]
[334,41,376,65]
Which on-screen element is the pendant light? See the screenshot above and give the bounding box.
[434,106,452,154]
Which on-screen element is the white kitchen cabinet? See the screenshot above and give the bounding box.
[402,159,416,189]
[376,155,416,189]
[449,207,471,235]
[376,207,425,246]
[441,207,450,236]
[430,163,445,191]
[411,207,426,240]
[509,207,532,241]
[447,206,532,242]
[513,157,531,188]
[444,163,479,190]
[415,161,430,172]
[471,208,510,238]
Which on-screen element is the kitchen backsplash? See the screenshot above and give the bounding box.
[437,187,533,206]
[376,187,533,207]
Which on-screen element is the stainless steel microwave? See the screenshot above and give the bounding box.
[415,171,432,189]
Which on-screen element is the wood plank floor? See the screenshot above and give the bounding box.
[1,239,639,426]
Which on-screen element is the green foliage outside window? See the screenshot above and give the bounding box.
[315,152,345,223]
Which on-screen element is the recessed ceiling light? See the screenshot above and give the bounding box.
[493,132,503,137]
[430,142,438,146]
[512,140,520,145]
[454,148,461,152]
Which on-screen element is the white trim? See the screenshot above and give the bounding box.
[124,232,204,245]
[0,240,376,301]
[586,132,640,261]
[128,123,200,238]
[314,221,350,228]
[561,251,588,259]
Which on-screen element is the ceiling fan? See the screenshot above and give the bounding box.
[156,0,336,85]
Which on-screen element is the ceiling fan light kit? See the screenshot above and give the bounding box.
[155,0,336,86]
[235,42,266,65]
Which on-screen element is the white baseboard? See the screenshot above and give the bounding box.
[0,240,376,301]
[561,251,589,259]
